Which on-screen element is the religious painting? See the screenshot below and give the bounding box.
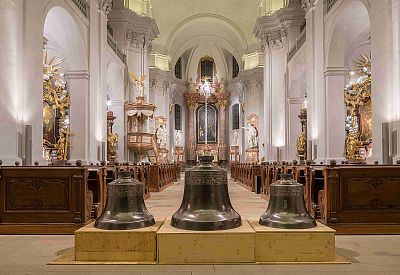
[196,104,218,144]
[359,101,372,142]
[42,102,57,146]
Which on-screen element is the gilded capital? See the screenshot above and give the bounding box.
[186,96,197,110]
[216,98,228,110]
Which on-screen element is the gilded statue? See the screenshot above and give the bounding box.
[107,132,118,161]
[344,54,371,161]
[345,133,362,160]
[296,131,306,152]
[43,52,71,161]
[55,127,71,160]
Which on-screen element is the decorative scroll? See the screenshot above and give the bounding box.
[344,54,372,162]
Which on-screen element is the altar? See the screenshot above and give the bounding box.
[195,144,219,162]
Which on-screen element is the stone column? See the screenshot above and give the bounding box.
[217,97,228,162]
[108,7,159,136]
[254,4,305,162]
[324,67,347,161]
[0,0,23,164]
[186,95,197,163]
[370,0,396,163]
[65,70,90,163]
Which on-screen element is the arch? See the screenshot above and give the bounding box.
[167,13,248,52]
[42,4,89,161]
[185,41,229,83]
[326,0,371,68]
[168,14,246,70]
[43,5,88,71]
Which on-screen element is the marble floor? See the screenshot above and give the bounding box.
[0,174,400,275]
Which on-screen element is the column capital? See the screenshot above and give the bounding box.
[64,70,90,79]
[301,0,316,13]
[216,98,229,111]
[324,66,349,76]
[97,0,113,15]
[185,94,197,110]
[254,6,305,50]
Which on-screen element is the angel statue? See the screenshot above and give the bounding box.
[246,123,258,148]
[129,71,146,97]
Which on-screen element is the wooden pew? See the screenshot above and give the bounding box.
[86,164,107,218]
[0,163,92,234]
[231,162,260,192]
[320,164,400,234]
[147,163,181,192]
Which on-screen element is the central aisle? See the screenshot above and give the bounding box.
[145,173,267,222]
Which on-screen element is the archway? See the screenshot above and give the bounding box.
[325,0,371,161]
[43,5,88,162]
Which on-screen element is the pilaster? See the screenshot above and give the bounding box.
[254,5,305,161]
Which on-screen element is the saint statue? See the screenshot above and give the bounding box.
[232,129,239,146]
[156,124,168,149]
[246,123,258,148]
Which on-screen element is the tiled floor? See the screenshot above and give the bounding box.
[0,174,399,275]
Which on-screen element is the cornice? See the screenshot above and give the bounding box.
[108,9,159,42]
[254,6,305,49]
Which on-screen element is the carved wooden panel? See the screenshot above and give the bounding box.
[6,178,69,211]
[343,177,400,210]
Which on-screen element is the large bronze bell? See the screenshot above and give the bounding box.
[259,173,316,229]
[171,155,242,231]
[95,171,155,230]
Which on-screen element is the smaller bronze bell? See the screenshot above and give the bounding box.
[259,173,316,229]
[95,171,155,230]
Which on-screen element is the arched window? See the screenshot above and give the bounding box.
[175,57,182,79]
[174,104,182,130]
[232,103,240,130]
[232,56,239,78]
[200,56,215,82]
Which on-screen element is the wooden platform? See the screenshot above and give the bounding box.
[74,220,163,263]
[157,219,255,264]
[250,221,336,262]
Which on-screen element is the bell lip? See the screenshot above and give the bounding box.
[258,218,317,229]
[94,217,156,230]
[170,217,242,231]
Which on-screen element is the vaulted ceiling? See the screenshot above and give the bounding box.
[150,0,262,59]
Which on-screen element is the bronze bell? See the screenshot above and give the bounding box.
[171,155,242,231]
[259,173,316,229]
[95,171,155,230]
